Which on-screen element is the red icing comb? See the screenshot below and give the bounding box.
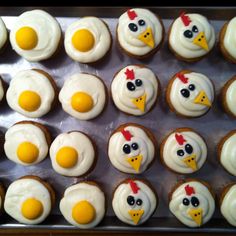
[129,180,140,194]
[177,73,188,84]
[127,9,137,20]
[125,68,135,80]
[175,133,186,145]
[121,129,133,141]
[180,12,191,26]
[185,184,195,196]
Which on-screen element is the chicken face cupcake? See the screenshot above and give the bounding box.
[59,73,106,120]
[4,121,51,166]
[60,181,105,229]
[169,180,215,227]
[4,175,55,225]
[168,12,215,62]
[108,123,156,174]
[64,17,111,63]
[0,17,7,52]
[49,131,96,177]
[117,8,164,58]
[166,70,214,118]
[111,65,159,116]
[6,69,57,118]
[10,9,61,62]
[160,128,207,174]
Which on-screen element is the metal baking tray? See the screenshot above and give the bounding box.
[0,6,236,233]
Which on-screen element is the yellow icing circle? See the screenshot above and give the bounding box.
[21,198,43,220]
[17,142,39,164]
[56,146,78,168]
[18,90,41,112]
[71,92,93,113]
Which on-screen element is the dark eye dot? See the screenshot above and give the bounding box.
[183,30,193,38]
[128,23,138,32]
[135,79,142,87]
[180,89,190,98]
[127,195,135,206]
[177,149,185,157]
[136,199,143,206]
[192,25,199,33]
[127,82,135,91]
[185,144,193,154]
[138,19,145,26]
[131,142,139,150]
[123,144,131,154]
[191,196,200,207]
[182,198,190,206]
[188,84,195,91]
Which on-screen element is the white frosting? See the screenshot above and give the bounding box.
[4,178,51,224]
[6,70,55,118]
[10,9,61,62]
[223,17,236,59]
[64,17,111,63]
[0,79,4,102]
[4,123,49,166]
[169,14,215,59]
[108,125,155,174]
[111,65,158,115]
[60,182,105,228]
[220,132,236,176]
[112,180,156,225]
[117,8,163,56]
[162,130,207,174]
[169,181,215,227]
[49,132,95,177]
[225,79,236,116]
[221,185,236,226]
[0,17,7,50]
[169,72,214,117]
[59,73,106,120]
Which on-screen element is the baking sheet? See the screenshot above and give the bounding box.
[0,7,236,232]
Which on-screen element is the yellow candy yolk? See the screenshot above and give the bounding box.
[18,90,41,112]
[15,26,38,50]
[72,200,96,224]
[71,92,93,113]
[21,198,43,220]
[17,142,39,164]
[56,146,78,168]
[72,29,95,52]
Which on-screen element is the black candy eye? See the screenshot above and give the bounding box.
[138,19,145,26]
[123,144,131,154]
[128,23,138,32]
[188,84,195,91]
[131,142,139,150]
[185,144,193,154]
[183,30,193,38]
[136,198,143,206]
[191,196,200,207]
[182,198,190,206]
[127,82,135,91]
[177,149,185,157]
[180,89,190,98]
[135,79,142,87]
[192,25,199,33]
[127,195,135,206]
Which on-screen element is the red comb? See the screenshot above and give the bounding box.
[185,184,195,196]
[129,180,140,194]
[180,12,191,26]
[127,9,137,20]
[175,133,186,145]
[121,129,133,141]
[177,73,188,84]
[125,68,135,80]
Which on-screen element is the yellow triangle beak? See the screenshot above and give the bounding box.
[193,32,209,51]
[128,209,144,225]
[183,154,197,171]
[138,27,155,48]
[132,94,146,112]
[194,90,211,107]
[188,208,203,226]
[126,155,143,172]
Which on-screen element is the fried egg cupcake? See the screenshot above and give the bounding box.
[10,9,61,62]
[0,183,5,213]
[4,121,51,166]
[6,69,57,118]
[0,77,5,103]
[0,17,7,52]
[60,181,105,229]
[49,131,96,177]
[59,73,106,120]
[64,17,111,63]
[4,175,55,225]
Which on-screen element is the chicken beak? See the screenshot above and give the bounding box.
[193,32,209,51]
[132,93,146,112]
[194,90,211,107]
[188,208,203,226]
[128,209,144,225]
[138,27,155,48]
[126,154,143,172]
[182,154,197,171]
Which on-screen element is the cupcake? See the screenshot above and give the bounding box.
[169,179,215,227]
[221,76,236,118]
[4,175,55,225]
[60,181,105,229]
[112,179,157,225]
[0,183,5,213]
[218,130,236,176]
[64,17,112,63]
[59,73,107,120]
[108,123,156,174]
[117,8,164,59]
[168,12,215,62]
[6,69,58,118]
[0,77,6,103]
[166,70,214,118]
[4,121,51,166]
[49,131,96,177]
[0,17,8,52]
[160,128,207,174]
[111,65,159,116]
[10,9,61,62]
[219,17,236,64]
